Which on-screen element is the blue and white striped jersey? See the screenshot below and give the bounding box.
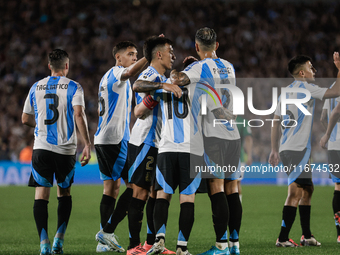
[182,58,240,140]
[275,80,327,152]
[94,66,132,145]
[152,81,221,156]
[23,76,85,155]
[129,66,164,148]
[322,83,340,150]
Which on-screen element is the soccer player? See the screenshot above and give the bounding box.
[22,49,92,255]
[126,36,179,255]
[94,41,149,252]
[269,53,340,247]
[170,27,242,255]
[319,84,340,243]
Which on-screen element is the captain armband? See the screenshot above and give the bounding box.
[142,95,159,110]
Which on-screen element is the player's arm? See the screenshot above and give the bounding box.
[244,135,253,166]
[320,109,328,130]
[73,105,91,166]
[134,94,159,119]
[22,113,35,128]
[322,52,340,99]
[320,103,340,148]
[211,107,236,121]
[121,57,148,81]
[268,114,281,167]
[170,70,191,86]
[133,80,182,98]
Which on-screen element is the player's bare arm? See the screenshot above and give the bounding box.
[22,113,35,128]
[74,105,91,166]
[323,52,340,99]
[134,101,151,119]
[320,102,340,149]
[121,57,148,81]
[170,69,190,86]
[268,114,281,167]
[133,80,182,98]
[320,109,328,130]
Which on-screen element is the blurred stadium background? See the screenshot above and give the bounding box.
[1,0,340,185]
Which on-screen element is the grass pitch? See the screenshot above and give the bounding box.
[0,185,338,254]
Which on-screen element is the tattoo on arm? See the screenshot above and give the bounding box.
[171,71,190,86]
[212,108,227,119]
[133,80,163,92]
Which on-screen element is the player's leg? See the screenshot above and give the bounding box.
[51,152,77,254]
[127,143,157,251]
[29,149,56,255]
[147,152,176,255]
[298,183,315,244]
[34,187,52,255]
[128,184,149,250]
[145,188,157,247]
[277,182,301,246]
[334,183,340,242]
[95,143,129,252]
[328,150,340,242]
[147,189,172,255]
[225,180,242,255]
[178,153,209,255]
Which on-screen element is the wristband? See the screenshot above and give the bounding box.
[142,95,159,110]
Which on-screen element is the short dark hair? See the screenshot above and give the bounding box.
[48,49,69,70]
[195,27,217,51]
[112,41,137,59]
[143,36,173,63]
[288,55,312,75]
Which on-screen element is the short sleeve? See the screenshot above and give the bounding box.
[23,89,34,115]
[72,83,85,108]
[306,83,327,100]
[181,61,201,84]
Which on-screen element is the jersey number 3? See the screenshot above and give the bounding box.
[44,94,59,125]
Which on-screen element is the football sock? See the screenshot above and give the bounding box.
[333,190,340,236]
[176,202,194,251]
[227,193,242,242]
[128,197,146,249]
[278,206,297,242]
[55,196,72,239]
[34,199,49,243]
[100,194,116,229]
[104,187,132,233]
[215,242,228,250]
[153,198,169,242]
[146,197,156,245]
[299,205,312,239]
[210,192,229,243]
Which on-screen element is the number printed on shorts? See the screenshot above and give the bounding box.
[44,94,59,125]
[146,156,154,170]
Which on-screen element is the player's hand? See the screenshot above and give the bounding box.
[163,83,182,98]
[268,151,280,167]
[320,134,330,149]
[158,34,165,37]
[80,144,91,167]
[183,56,198,64]
[334,52,340,70]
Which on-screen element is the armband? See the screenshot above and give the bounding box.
[142,95,159,110]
